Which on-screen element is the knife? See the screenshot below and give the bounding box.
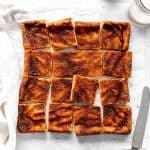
[131,86,150,150]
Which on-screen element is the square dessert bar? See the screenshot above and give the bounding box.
[51,78,72,103]
[48,18,77,50]
[103,105,132,134]
[99,78,129,105]
[71,75,97,105]
[19,76,50,103]
[21,20,50,50]
[24,50,52,77]
[48,103,73,133]
[52,51,102,77]
[17,103,46,132]
[102,51,132,78]
[74,106,102,136]
[75,21,100,49]
[100,21,131,51]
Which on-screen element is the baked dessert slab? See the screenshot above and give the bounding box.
[19,76,50,103]
[24,50,52,77]
[52,51,102,77]
[51,78,72,103]
[75,21,100,49]
[102,51,132,78]
[100,21,131,51]
[74,106,102,136]
[103,105,132,134]
[48,103,73,133]
[71,75,97,105]
[17,103,46,132]
[99,78,129,105]
[21,20,50,50]
[48,18,77,50]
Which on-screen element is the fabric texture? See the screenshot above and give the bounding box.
[0,3,26,150]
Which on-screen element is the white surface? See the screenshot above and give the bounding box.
[2,0,150,150]
[129,0,150,25]
[0,3,26,150]
[0,31,20,150]
[141,0,150,9]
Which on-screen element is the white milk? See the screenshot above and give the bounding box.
[129,0,150,26]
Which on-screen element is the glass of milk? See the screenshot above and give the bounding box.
[128,0,150,27]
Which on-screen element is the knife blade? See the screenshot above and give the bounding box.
[132,86,150,149]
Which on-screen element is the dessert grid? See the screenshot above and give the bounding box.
[6,0,150,149]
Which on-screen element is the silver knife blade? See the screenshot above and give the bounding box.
[132,86,150,149]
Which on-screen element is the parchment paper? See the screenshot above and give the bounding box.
[7,1,150,149]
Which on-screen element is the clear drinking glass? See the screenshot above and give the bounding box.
[128,0,150,27]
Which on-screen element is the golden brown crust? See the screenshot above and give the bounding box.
[24,50,52,77]
[99,78,129,105]
[48,18,77,50]
[51,78,72,103]
[75,21,100,49]
[52,51,102,77]
[103,105,132,134]
[19,76,50,103]
[17,103,46,132]
[74,106,102,136]
[71,75,97,105]
[102,51,132,78]
[48,103,73,133]
[100,21,131,50]
[21,20,50,50]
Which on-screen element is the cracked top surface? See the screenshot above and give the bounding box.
[74,106,102,136]
[75,21,100,49]
[21,20,50,50]
[52,51,102,77]
[17,103,46,133]
[48,18,77,50]
[100,21,130,50]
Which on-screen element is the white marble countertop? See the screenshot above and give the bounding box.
[6,0,150,149]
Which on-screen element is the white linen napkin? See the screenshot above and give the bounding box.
[0,104,8,145]
[0,3,26,150]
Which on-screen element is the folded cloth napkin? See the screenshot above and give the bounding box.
[0,104,8,145]
[0,2,27,150]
